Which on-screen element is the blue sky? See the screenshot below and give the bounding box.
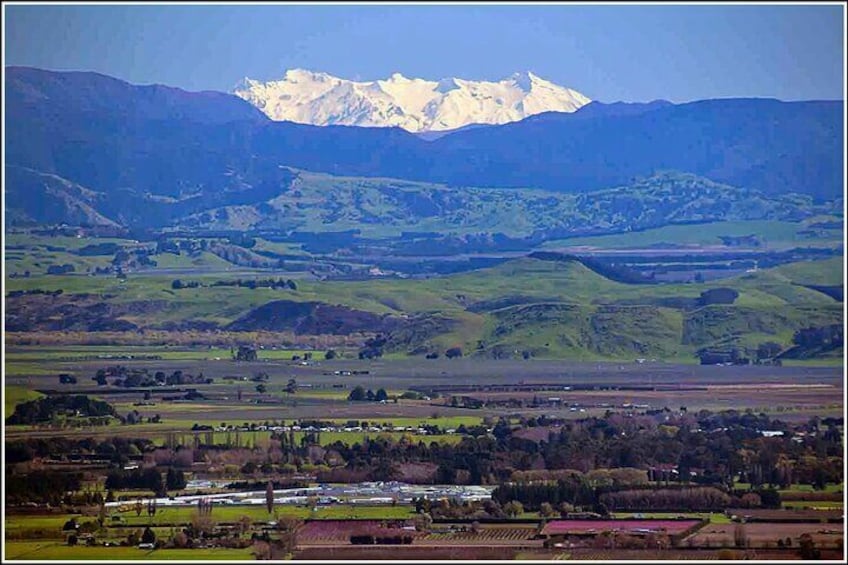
[4,3,845,102]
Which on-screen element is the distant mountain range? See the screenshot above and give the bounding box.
[3,66,844,234]
[233,69,591,132]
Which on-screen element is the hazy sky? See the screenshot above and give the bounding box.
[3,3,845,102]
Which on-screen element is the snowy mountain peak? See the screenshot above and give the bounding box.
[436,77,460,93]
[284,68,329,80]
[233,69,591,132]
[509,70,539,91]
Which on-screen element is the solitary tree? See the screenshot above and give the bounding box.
[733,522,748,548]
[445,347,463,359]
[265,481,274,514]
[166,468,186,491]
[141,526,156,544]
[348,386,366,401]
[503,500,524,517]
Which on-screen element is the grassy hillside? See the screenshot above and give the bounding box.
[175,169,841,240]
[4,254,842,362]
[541,218,843,250]
[7,165,841,240]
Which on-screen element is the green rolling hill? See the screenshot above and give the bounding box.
[5,255,842,363]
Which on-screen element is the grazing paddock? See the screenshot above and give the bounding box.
[782,501,844,510]
[542,519,702,536]
[293,545,521,559]
[2,541,254,561]
[724,508,843,522]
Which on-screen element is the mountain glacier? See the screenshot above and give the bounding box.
[233,69,591,132]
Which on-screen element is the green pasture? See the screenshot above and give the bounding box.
[251,238,309,257]
[728,482,844,494]
[4,251,844,364]
[5,505,416,535]
[4,385,45,416]
[780,357,844,368]
[4,363,59,377]
[539,220,843,250]
[782,501,844,509]
[777,483,844,494]
[611,512,731,524]
[2,541,254,561]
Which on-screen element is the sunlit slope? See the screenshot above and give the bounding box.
[4,256,842,361]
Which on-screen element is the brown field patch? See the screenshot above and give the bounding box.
[687,522,844,549]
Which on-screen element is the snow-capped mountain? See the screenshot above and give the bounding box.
[233,69,591,132]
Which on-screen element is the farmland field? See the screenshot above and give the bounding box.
[3,541,254,561]
[541,519,702,536]
[688,522,845,549]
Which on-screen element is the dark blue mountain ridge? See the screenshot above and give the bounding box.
[416,101,674,140]
[431,97,843,200]
[6,66,267,124]
[4,66,844,203]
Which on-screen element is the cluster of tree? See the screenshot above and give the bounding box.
[46,263,75,275]
[697,348,752,365]
[414,497,507,521]
[163,390,205,402]
[112,248,157,269]
[358,335,387,359]
[493,480,781,514]
[7,288,63,297]
[171,279,201,289]
[5,436,154,465]
[6,395,118,425]
[347,386,389,402]
[171,278,297,290]
[92,366,212,387]
[124,410,162,425]
[155,238,211,255]
[275,408,842,493]
[6,270,32,279]
[789,324,843,353]
[234,345,258,361]
[212,278,297,290]
[696,287,739,307]
[75,242,121,256]
[5,470,82,505]
[104,467,166,496]
[166,467,187,490]
[510,467,649,487]
[493,479,600,511]
[598,486,731,511]
[7,408,840,510]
